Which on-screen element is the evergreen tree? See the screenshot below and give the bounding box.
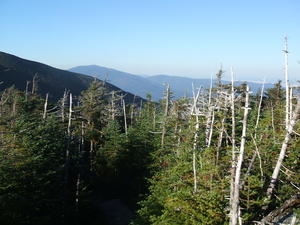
[0,115,66,224]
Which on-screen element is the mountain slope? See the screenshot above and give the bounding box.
[0,52,144,103]
[145,75,212,98]
[69,65,166,101]
[70,66,274,101]
[146,75,274,96]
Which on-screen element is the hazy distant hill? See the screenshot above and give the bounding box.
[70,66,274,101]
[69,65,166,101]
[145,75,212,98]
[0,52,144,103]
[146,75,274,96]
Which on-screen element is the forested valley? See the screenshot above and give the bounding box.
[0,68,300,224]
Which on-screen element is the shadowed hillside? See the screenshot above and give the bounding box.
[0,52,145,104]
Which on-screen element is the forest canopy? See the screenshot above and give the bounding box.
[0,69,299,225]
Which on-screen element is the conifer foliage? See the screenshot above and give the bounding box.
[0,66,299,224]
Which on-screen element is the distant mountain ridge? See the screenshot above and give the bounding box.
[0,52,144,103]
[0,51,274,104]
[69,65,274,101]
[69,65,166,101]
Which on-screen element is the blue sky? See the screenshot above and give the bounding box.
[1,0,300,83]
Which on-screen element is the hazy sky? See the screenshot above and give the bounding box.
[1,0,300,83]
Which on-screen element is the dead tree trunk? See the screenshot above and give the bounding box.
[75,121,85,213]
[193,114,199,194]
[43,93,49,119]
[31,73,38,94]
[240,80,266,187]
[90,140,94,174]
[161,84,170,146]
[110,91,116,120]
[191,86,202,194]
[271,105,276,142]
[64,93,73,200]
[216,115,226,165]
[122,98,127,135]
[207,109,215,147]
[290,87,293,120]
[60,90,69,123]
[205,76,214,147]
[230,67,237,220]
[284,35,290,130]
[264,97,300,205]
[25,81,30,102]
[230,86,251,225]
[153,105,156,130]
[205,107,214,147]
[255,77,265,135]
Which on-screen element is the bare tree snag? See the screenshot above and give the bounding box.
[153,105,156,130]
[60,90,69,122]
[230,86,251,225]
[191,85,202,194]
[64,93,73,200]
[0,90,8,118]
[90,140,94,174]
[251,134,264,181]
[290,87,294,128]
[75,121,85,213]
[264,96,300,204]
[255,76,266,135]
[130,103,134,127]
[25,80,30,101]
[31,73,38,94]
[271,105,276,142]
[284,35,290,130]
[161,84,170,146]
[230,67,237,217]
[43,93,49,119]
[110,91,116,120]
[216,116,226,165]
[205,107,214,147]
[122,98,127,135]
[192,114,199,194]
[240,80,266,188]
[205,76,214,147]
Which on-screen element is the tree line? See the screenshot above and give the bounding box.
[0,70,299,224]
